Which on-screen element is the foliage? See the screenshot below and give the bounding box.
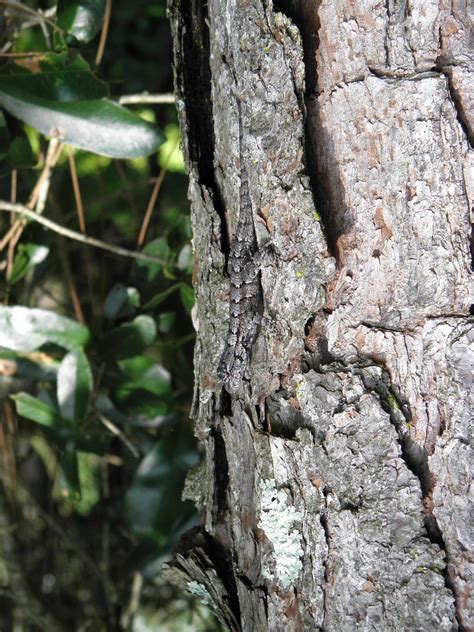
[0,2,213,630]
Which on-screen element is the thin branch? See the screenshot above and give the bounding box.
[58,243,86,325]
[68,149,86,233]
[0,201,175,267]
[95,0,112,67]
[98,414,140,458]
[118,93,175,105]
[137,138,178,248]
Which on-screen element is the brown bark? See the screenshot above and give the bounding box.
[166,1,472,630]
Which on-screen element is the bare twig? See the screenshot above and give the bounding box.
[67,149,86,233]
[4,139,62,278]
[98,414,140,458]
[0,201,174,266]
[137,139,178,248]
[95,0,112,67]
[119,93,175,105]
[58,243,85,325]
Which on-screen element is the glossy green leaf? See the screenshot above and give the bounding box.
[0,110,10,159]
[0,53,108,101]
[101,315,157,360]
[0,55,163,158]
[157,312,175,333]
[11,392,62,427]
[59,443,81,500]
[0,95,162,158]
[117,356,171,396]
[135,238,170,282]
[7,135,36,169]
[177,243,194,273]
[179,284,195,312]
[104,284,140,321]
[57,0,106,43]
[143,283,182,311]
[0,306,90,352]
[57,349,93,423]
[123,433,199,541]
[8,243,49,284]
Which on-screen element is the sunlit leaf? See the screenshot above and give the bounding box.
[0,306,90,352]
[8,243,49,284]
[57,349,93,423]
[180,284,195,312]
[101,315,157,360]
[177,244,193,273]
[135,238,171,283]
[57,0,106,43]
[11,392,62,427]
[0,55,163,158]
[157,312,175,333]
[117,356,171,396]
[104,284,140,321]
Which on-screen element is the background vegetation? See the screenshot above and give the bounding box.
[0,1,215,629]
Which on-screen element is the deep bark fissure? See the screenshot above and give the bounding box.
[300,346,464,628]
[273,0,340,261]
[172,0,230,255]
[357,363,465,631]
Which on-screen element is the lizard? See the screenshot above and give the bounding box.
[217,98,271,394]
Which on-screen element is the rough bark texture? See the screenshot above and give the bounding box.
[166,1,472,630]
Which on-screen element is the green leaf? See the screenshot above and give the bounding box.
[0,95,162,158]
[157,312,175,333]
[117,356,171,396]
[135,238,170,282]
[7,135,36,169]
[101,315,157,360]
[57,349,93,423]
[0,55,163,158]
[0,110,10,159]
[104,284,140,321]
[8,243,49,284]
[0,306,90,352]
[0,53,108,101]
[143,283,182,311]
[57,0,106,43]
[177,243,194,273]
[59,443,81,500]
[123,433,199,541]
[11,392,62,427]
[180,284,195,313]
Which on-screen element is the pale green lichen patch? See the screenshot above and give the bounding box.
[258,479,303,588]
[186,580,214,609]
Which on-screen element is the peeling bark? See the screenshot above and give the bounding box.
[166,1,472,630]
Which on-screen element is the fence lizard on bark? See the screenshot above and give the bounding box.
[217,99,270,394]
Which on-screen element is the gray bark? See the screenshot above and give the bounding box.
[166,1,472,630]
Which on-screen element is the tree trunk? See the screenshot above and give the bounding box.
[166,1,472,630]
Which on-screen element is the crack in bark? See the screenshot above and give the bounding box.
[302,348,464,629]
[273,0,340,261]
[357,362,466,632]
[169,0,229,255]
[319,486,332,632]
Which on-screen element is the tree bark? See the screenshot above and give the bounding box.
[166,1,472,630]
